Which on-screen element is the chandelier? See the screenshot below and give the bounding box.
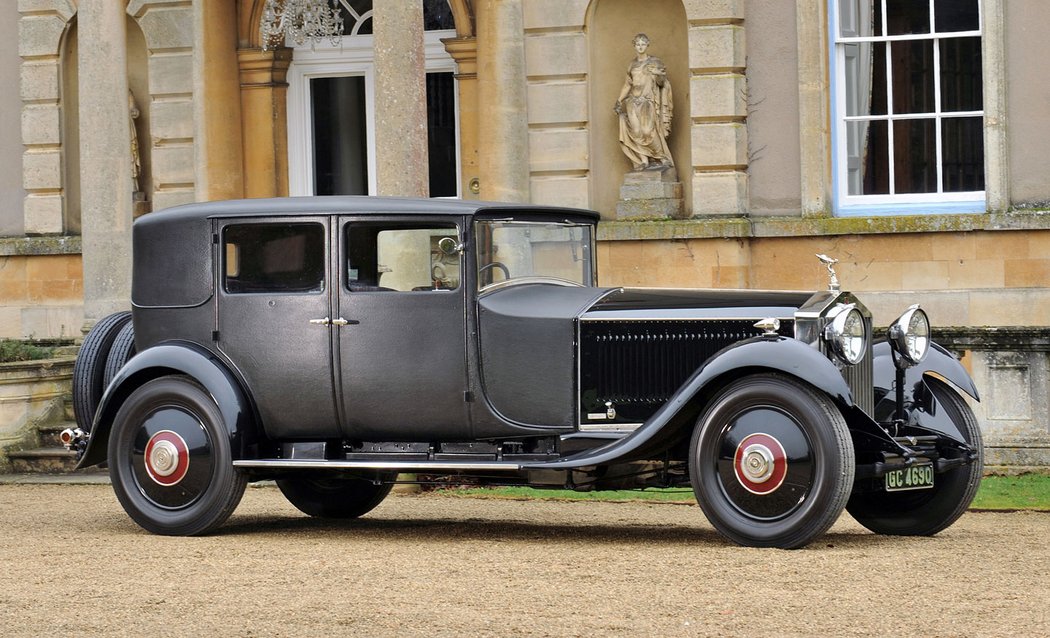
[260,0,344,50]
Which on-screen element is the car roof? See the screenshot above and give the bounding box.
[147,196,600,222]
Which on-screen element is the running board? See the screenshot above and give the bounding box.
[233,459,524,472]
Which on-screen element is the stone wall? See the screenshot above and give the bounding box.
[0,238,82,339]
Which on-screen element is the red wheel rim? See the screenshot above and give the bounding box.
[144,430,190,486]
[733,432,787,495]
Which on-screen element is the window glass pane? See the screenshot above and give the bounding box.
[891,40,935,114]
[845,41,887,116]
[886,0,930,35]
[224,224,325,294]
[893,119,937,193]
[942,116,985,192]
[426,72,458,197]
[934,0,980,32]
[336,0,373,35]
[423,0,455,30]
[848,120,890,195]
[839,0,878,37]
[346,224,460,292]
[475,221,593,290]
[312,76,368,195]
[940,37,983,112]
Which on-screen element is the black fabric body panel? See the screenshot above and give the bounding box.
[477,284,613,428]
[132,210,212,309]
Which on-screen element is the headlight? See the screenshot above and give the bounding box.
[889,304,930,366]
[823,303,867,365]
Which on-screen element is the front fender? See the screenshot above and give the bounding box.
[525,337,853,470]
[872,340,979,444]
[76,342,258,469]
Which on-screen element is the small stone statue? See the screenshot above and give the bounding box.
[614,33,674,171]
[129,90,141,193]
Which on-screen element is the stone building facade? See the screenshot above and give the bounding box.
[2,0,1048,465]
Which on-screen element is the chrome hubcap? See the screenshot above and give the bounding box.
[740,443,775,483]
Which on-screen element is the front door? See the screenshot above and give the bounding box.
[216,217,340,440]
[335,217,470,440]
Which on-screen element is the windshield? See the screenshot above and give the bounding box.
[475,220,594,290]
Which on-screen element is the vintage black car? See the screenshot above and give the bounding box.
[65,197,982,548]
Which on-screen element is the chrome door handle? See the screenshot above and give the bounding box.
[331,318,360,326]
[309,317,330,326]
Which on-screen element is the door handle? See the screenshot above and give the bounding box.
[331,318,359,326]
[309,317,330,326]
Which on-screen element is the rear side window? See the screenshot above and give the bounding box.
[223,223,325,294]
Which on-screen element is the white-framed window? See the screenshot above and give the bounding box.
[831,0,985,215]
[287,1,460,197]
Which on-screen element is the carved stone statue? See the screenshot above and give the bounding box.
[129,90,141,193]
[614,33,674,171]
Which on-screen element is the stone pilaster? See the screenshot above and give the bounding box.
[78,0,133,326]
[687,0,748,216]
[18,0,75,235]
[442,36,480,199]
[237,48,291,199]
[373,0,429,197]
[476,0,530,203]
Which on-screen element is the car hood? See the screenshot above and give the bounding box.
[582,287,814,321]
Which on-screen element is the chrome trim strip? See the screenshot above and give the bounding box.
[578,316,795,322]
[233,459,523,471]
[578,423,643,432]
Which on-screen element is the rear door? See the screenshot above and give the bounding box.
[335,216,471,440]
[216,217,339,440]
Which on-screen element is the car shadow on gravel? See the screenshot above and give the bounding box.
[210,513,887,549]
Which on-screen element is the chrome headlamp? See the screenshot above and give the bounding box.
[823,303,867,365]
[888,304,930,366]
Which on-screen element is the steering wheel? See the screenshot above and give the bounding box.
[479,261,511,280]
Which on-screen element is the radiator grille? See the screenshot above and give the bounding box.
[579,320,792,424]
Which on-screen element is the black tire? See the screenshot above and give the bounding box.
[103,321,137,389]
[846,377,983,536]
[690,374,855,549]
[72,311,132,433]
[108,376,246,535]
[277,477,393,519]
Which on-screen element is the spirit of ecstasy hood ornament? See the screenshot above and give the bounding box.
[815,254,840,292]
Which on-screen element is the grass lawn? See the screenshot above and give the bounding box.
[435,474,1050,511]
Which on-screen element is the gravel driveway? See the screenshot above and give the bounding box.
[1,483,1047,637]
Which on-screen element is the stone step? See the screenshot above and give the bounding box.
[64,396,75,422]
[54,345,81,358]
[8,447,80,474]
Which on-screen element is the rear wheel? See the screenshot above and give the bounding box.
[846,377,982,536]
[102,321,137,388]
[277,477,393,519]
[108,376,246,535]
[72,311,131,432]
[690,374,855,549]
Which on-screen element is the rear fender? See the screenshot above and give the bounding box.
[525,337,854,470]
[76,342,258,469]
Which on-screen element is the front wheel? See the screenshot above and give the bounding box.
[108,376,246,535]
[277,477,393,518]
[690,374,855,549]
[846,377,983,536]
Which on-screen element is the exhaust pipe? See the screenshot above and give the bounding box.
[59,428,87,450]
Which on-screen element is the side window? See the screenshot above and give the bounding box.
[224,223,325,294]
[345,223,460,292]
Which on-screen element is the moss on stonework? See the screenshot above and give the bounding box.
[0,236,82,256]
[597,209,1050,242]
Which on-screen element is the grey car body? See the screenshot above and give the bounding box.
[69,197,983,549]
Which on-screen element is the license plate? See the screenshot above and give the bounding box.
[884,464,935,492]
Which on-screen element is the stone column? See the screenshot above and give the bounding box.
[78,0,133,327]
[476,0,530,203]
[194,0,245,202]
[373,1,429,197]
